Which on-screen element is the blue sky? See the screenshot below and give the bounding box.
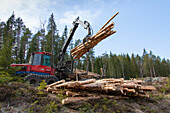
[0,0,170,59]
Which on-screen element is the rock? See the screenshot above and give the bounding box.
[144,77,152,83]
[152,77,162,82]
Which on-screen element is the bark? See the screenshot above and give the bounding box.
[45,78,155,97]
[45,79,65,88]
[62,97,100,105]
[66,91,80,97]
[140,86,156,91]
[70,16,117,59]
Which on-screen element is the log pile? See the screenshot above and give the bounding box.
[45,78,156,104]
[70,12,119,59]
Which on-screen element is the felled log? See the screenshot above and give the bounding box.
[46,87,61,92]
[121,83,137,88]
[126,89,136,93]
[133,80,143,84]
[53,81,73,88]
[52,90,66,95]
[67,82,80,88]
[73,31,116,59]
[53,79,96,89]
[71,12,119,59]
[62,97,100,105]
[99,12,119,31]
[78,79,96,85]
[70,22,114,54]
[112,83,121,86]
[134,94,149,98]
[66,91,80,97]
[140,86,156,91]
[100,95,129,99]
[67,79,96,87]
[79,74,93,79]
[123,88,128,91]
[103,86,116,92]
[102,78,124,83]
[45,80,65,88]
[78,82,104,90]
[45,77,155,98]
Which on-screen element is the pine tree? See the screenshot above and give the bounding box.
[136,54,143,78]
[160,58,169,77]
[109,52,116,78]
[94,56,102,75]
[88,48,95,72]
[14,17,25,63]
[40,21,46,52]
[154,56,161,76]
[142,49,150,77]
[20,28,32,63]
[74,39,82,69]
[0,13,15,71]
[148,51,156,77]
[118,55,125,78]
[123,54,131,79]
[114,54,122,78]
[131,53,139,78]
[60,25,69,61]
[102,52,108,77]
[28,31,40,54]
[46,13,57,65]
[0,21,6,50]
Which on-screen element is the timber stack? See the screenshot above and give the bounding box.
[45,78,156,104]
[70,12,119,59]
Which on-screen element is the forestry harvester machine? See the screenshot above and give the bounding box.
[11,17,93,86]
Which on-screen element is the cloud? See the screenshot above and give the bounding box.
[0,0,102,34]
[58,9,101,26]
[0,0,22,20]
[0,0,63,33]
[56,8,101,36]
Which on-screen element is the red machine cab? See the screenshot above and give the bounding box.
[11,52,55,75]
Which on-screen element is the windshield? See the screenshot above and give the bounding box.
[32,54,42,65]
[42,55,51,66]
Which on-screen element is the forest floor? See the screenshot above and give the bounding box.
[0,77,170,113]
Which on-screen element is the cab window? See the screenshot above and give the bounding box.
[42,55,51,66]
[32,54,42,65]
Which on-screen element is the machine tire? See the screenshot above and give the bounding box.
[45,75,59,85]
[25,74,41,86]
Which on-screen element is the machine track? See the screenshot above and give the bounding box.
[25,74,59,86]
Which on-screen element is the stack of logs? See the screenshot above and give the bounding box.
[45,78,156,104]
[70,12,119,59]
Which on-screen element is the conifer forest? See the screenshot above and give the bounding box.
[0,13,169,79]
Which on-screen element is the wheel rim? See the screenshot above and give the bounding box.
[47,80,55,85]
[30,79,36,84]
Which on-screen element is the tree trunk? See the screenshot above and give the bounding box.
[150,67,153,77]
[86,54,89,75]
[91,58,94,72]
[140,67,143,78]
[152,66,156,77]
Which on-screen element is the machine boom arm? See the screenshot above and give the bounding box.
[57,17,92,71]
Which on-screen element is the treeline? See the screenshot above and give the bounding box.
[0,13,169,79]
[92,50,169,79]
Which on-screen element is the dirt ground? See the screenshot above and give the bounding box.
[0,78,170,113]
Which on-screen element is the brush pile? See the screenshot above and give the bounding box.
[70,12,119,59]
[45,78,156,104]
